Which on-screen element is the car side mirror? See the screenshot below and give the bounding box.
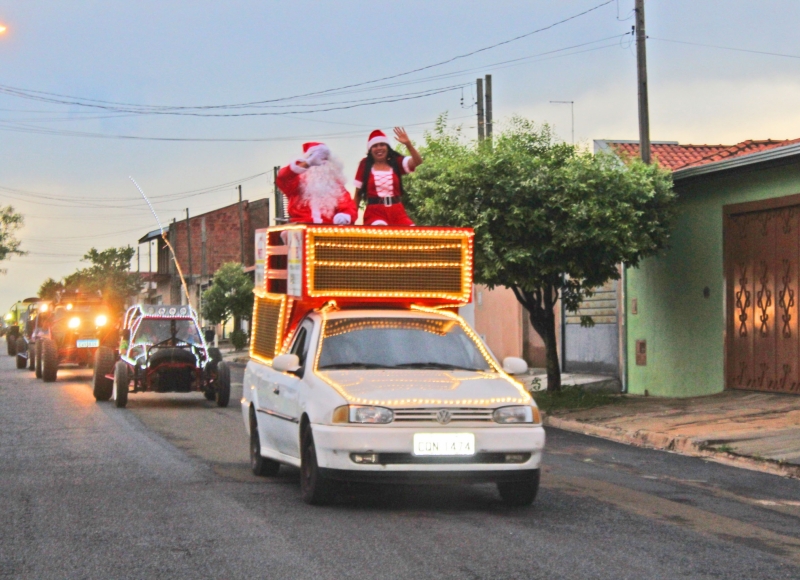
[272,353,301,373]
[502,356,529,375]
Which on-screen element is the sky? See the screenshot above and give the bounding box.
[2,0,800,310]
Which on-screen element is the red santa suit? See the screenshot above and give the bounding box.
[276,142,358,225]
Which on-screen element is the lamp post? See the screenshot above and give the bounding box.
[550,100,574,145]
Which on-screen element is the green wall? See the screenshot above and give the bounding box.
[626,161,800,397]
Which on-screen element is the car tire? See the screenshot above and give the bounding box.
[7,335,17,356]
[300,424,334,505]
[250,408,280,477]
[208,347,222,363]
[113,361,129,408]
[41,338,58,383]
[497,470,540,507]
[34,340,43,378]
[93,346,115,401]
[15,338,27,369]
[28,341,36,370]
[215,361,231,408]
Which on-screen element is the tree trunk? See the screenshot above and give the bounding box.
[512,284,562,392]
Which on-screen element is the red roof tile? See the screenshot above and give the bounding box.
[607,139,800,171]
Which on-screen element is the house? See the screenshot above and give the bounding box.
[137,198,271,334]
[597,138,800,396]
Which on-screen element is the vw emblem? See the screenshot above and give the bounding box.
[436,409,452,425]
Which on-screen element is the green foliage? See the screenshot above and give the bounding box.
[230,328,248,351]
[38,278,65,301]
[405,115,676,390]
[62,246,140,314]
[201,262,254,326]
[532,385,621,414]
[0,206,26,274]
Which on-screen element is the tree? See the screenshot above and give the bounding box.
[1,206,26,274]
[405,116,676,391]
[201,262,254,350]
[38,278,65,301]
[62,246,141,314]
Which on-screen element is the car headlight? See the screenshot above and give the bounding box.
[95,314,107,327]
[493,405,534,424]
[332,405,394,424]
[68,316,81,329]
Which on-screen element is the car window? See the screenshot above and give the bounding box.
[132,318,202,346]
[317,317,493,371]
[290,321,314,368]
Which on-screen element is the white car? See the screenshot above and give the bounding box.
[241,308,545,505]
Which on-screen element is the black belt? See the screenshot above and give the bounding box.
[367,196,403,207]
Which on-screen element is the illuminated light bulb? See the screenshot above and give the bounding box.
[68,316,80,329]
[66,303,73,310]
[95,314,107,327]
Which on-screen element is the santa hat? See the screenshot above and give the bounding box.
[367,130,391,151]
[302,142,328,155]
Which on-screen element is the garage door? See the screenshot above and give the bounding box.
[725,196,800,393]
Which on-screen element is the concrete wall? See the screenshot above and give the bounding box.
[626,161,800,396]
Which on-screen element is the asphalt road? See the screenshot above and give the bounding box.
[2,353,800,579]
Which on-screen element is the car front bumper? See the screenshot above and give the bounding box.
[311,423,545,478]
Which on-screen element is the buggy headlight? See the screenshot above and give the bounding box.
[493,405,534,424]
[95,314,108,327]
[68,316,81,329]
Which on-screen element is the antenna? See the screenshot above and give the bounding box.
[129,176,191,305]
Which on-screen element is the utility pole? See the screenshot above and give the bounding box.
[476,78,485,141]
[238,184,245,265]
[484,74,493,140]
[185,208,193,286]
[137,245,140,274]
[635,0,651,164]
[148,241,152,274]
[550,101,574,144]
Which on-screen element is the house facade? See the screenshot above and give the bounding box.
[599,138,800,397]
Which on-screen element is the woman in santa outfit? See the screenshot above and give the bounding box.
[354,127,423,226]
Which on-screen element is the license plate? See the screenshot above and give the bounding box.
[76,339,99,348]
[413,433,475,456]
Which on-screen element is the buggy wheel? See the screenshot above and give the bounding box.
[7,333,17,356]
[208,347,222,363]
[34,340,43,378]
[28,340,36,370]
[215,362,231,408]
[300,424,334,505]
[497,470,540,507]
[93,346,115,401]
[15,338,27,369]
[113,361,129,408]
[250,407,280,476]
[41,338,58,382]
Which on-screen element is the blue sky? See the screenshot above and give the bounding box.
[2,0,800,308]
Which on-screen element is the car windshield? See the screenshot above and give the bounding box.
[132,318,202,346]
[317,317,493,372]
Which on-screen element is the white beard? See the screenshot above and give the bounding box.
[301,156,346,222]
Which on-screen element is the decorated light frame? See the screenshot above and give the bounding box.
[121,303,209,367]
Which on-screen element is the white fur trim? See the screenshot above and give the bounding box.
[353,179,363,188]
[367,135,391,151]
[402,155,414,173]
[305,143,329,157]
[370,219,388,226]
[289,159,308,174]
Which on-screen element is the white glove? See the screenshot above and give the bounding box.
[333,213,351,225]
[305,146,330,167]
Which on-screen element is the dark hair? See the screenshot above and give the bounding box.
[355,144,406,207]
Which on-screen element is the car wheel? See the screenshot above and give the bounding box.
[208,347,222,364]
[34,340,43,378]
[15,338,27,369]
[300,424,334,505]
[250,408,280,476]
[497,470,540,507]
[41,338,58,383]
[7,333,17,356]
[203,389,216,401]
[113,361,129,408]
[28,341,36,370]
[92,346,115,401]
[215,361,231,408]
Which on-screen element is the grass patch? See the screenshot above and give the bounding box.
[532,385,621,414]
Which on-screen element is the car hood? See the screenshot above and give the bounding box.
[314,369,531,406]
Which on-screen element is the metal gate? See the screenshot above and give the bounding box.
[725,195,800,393]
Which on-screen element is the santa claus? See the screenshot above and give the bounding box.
[276,142,358,225]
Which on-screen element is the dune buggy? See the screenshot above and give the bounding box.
[93,304,230,409]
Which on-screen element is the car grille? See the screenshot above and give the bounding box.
[393,407,494,423]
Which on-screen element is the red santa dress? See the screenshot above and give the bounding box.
[354,156,416,226]
[276,161,358,224]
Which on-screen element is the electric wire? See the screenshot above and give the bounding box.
[648,37,800,60]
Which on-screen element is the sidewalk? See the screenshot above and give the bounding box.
[545,389,800,478]
[218,345,250,365]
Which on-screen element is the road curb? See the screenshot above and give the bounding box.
[544,415,800,479]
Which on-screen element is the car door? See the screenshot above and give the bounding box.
[271,319,314,458]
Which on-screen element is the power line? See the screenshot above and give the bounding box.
[648,37,800,60]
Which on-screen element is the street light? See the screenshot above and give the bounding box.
[550,100,574,145]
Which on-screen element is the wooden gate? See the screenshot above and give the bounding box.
[725,194,800,393]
